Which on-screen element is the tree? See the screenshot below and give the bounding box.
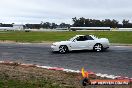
[122,19,129,28]
[51,23,58,29]
[59,23,71,28]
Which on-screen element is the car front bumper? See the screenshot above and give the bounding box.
[51,45,59,51]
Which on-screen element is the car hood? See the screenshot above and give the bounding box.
[53,41,72,45]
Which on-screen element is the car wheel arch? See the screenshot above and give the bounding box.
[59,45,69,49]
[94,43,103,47]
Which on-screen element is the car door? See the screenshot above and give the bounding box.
[70,36,88,50]
[86,35,95,50]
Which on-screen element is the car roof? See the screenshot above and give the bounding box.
[75,35,85,37]
[75,35,92,37]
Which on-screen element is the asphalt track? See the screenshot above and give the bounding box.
[0,43,131,78]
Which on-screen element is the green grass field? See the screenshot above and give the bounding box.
[0,31,132,44]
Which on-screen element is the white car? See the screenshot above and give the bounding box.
[51,35,110,53]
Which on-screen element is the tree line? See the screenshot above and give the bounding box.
[72,17,132,28]
[25,22,70,29]
[0,17,132,29]
[0,22,71,29]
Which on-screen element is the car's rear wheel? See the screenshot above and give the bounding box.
[59,45,68,54]
[93,43,103,52]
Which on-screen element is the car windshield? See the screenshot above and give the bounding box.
[69,36,77,41]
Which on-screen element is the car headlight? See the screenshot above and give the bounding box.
[52,44,57,46]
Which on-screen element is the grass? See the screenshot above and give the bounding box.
[0,79,63,88]
[0,31,132,44]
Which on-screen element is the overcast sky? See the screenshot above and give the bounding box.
[0,0,132,24]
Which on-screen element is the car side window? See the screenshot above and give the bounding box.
[86,35,94,40]
[76,36,88,41]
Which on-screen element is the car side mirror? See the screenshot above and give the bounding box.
[72,39,77,42]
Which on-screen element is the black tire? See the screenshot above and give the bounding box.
[93,43,103,52]
[59,45,68,54]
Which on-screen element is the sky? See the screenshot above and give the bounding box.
[0,0,132,24]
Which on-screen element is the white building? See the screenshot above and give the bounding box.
[0,27,13,30]
[13,24,24,30]
[0,24,24,31]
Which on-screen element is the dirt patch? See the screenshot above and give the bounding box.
[0,63,131,88]
[0,63,82,87]
[0,40,17,43]
[0,40,53,44]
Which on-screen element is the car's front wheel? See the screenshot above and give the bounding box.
[93,43,103,52]
[59,45,68,54]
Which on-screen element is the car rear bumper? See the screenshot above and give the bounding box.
[103,44,110,49]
